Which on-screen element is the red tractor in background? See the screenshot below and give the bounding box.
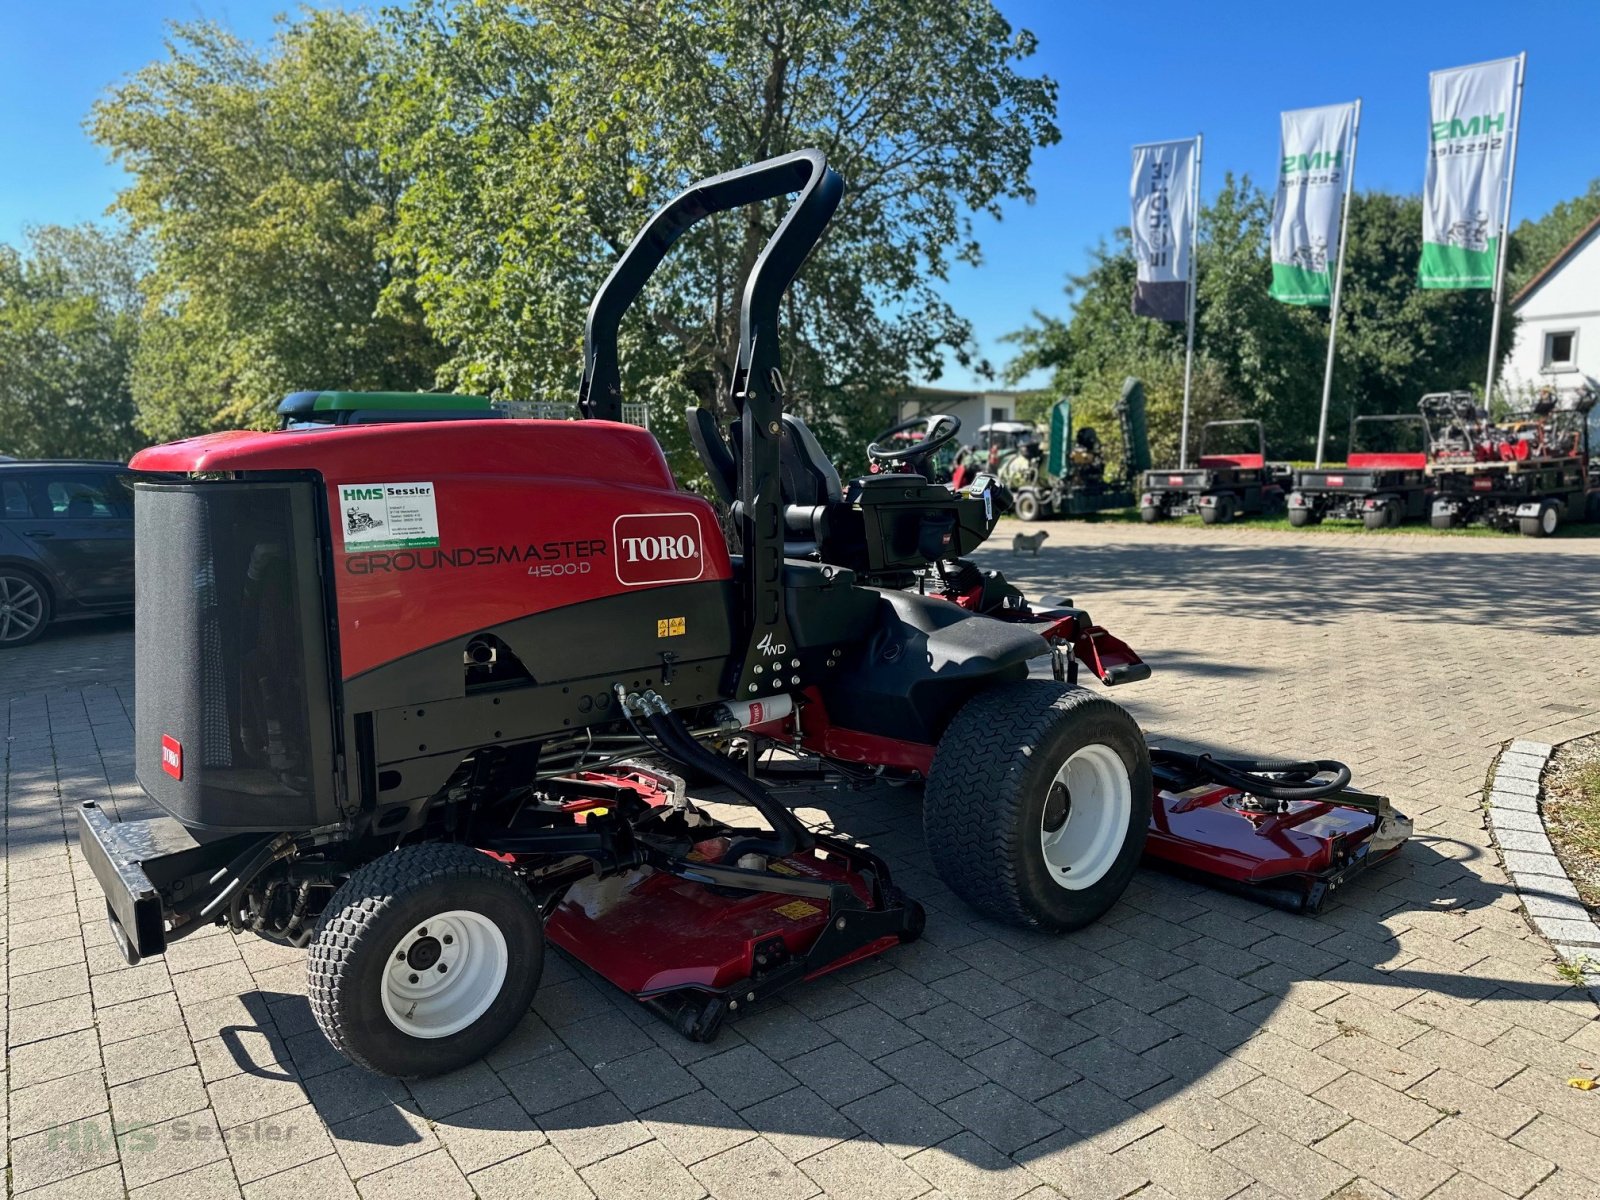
[77,151,1406,1079]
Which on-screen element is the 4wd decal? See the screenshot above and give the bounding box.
[613,512,705,586]
[338,482,439,551]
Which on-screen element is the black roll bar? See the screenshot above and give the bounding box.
[577,149,844,703]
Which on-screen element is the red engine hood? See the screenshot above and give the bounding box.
[129,419,678,491]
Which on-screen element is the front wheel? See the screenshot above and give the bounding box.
[923,681,1151,931]
[0,568,51,648]
[307,844,543,1078]
[1520,503,1560,538]
[1014,491,1043,522]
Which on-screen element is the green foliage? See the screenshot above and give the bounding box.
[1007,179,1511,465]
[0,224,144,459]
[90,12,444,439]
[378,0,1059,476]
[1508,177,1600,296]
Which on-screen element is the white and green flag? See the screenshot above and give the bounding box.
[1420,58,1519,288]
[1269,103,1355,305]
[1129,139,1197,321]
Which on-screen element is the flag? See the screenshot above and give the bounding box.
[1270,103,1355,305]
[1130,139,1196,321]
[1420,58,1519,288]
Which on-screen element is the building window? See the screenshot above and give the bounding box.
[990,406,1008,423]
[1542,329,1577,372]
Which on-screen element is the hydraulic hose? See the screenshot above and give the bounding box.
[1150,749,1352,801]
[629,693,808,865]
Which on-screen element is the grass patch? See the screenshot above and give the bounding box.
[1543,735,1600,913]
[1004,508,1600,538]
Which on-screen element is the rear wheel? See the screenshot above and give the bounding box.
[1200,497,1233,525]
[1520,502,1560,538]
[1362,507,1388,531]
[1430,510,1456,531]
[1014,491,1042,522]
[1139,506,1161,523]
[307,843,543,1078]
[923,681,1151,931]
[0,568,51,648]
[1288,507,1313,528]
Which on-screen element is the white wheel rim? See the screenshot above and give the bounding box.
[1039,743,1132,891]
[379,909,508,1039]
[0,575,44,643]
[1542,506,1557,534]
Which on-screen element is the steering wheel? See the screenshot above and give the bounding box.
[867,414,963,469]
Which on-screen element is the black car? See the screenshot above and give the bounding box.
[0,460,134,647]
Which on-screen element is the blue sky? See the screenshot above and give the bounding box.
[4,1,1599,389]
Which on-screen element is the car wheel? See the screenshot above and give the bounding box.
[0,568,52,648]
[923,681,1151,931]
[307,843,543,1078]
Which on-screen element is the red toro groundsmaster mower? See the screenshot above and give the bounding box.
[77,151,1409,1079]
[1288,413,1434,530]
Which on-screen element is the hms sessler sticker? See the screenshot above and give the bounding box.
[338,482,440,551]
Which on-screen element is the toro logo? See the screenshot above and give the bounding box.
[160,734,183,781]
[1167,475,1185,486]
[1327,475,1345,487]
[613,512,705,586]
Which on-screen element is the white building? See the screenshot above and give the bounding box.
[1503,212,1600,406]
[896,387,1029,447]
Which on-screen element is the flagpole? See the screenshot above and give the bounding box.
[1179,132,1202,469]
[1482,51,1526,406]
[1314,100,1361,468]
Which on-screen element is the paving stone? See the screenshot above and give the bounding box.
[10,1112,123,1192]
[10,1067,108,1137]
[578,1138,704,1200]
[688,1044,799,1109]
[905,1001,1010,1058]
[469,1145,594,1200]
[783,1041,892,1108]
[1411,1115,1557,1196]
[1316,1120,1455,1200]
[1022,1129,1153,1198]
[1055,1035,1171,1099]
[1511,1113,1600,1184]
[1222,1075,1349,1144]
[328,1102,439,1179]
[117,1108,231,1190]
[1114,1127,1252,1200]
[988,1000,1095,1056]
[1409,1069,1538,1139]
[798,1136,928,1200]
[691,1136,821,1200]
[643,1089,760,1166]
[1231,1031,1347,1094]
[1215,1125,1354,1200]
[907,1131,1037,1200]
[540,1092,652,1169]
[873,1043,983,1112]
[355,1148,472,1200]
[839,1081,962,1155]
[821,1002,924,1060]
[938,1080,1062,1155]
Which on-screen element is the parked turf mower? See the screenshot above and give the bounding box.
[77,151,1409,1079]
[1140,419,1292,524]
[1004,379,1154,522]
[1289,413,1433,530]
[1422,388,1600,535]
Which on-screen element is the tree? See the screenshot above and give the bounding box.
[379,0,1059,476]
[1008,180,1513,465]
[1508,177,1600,296]
[90,12,444,439]
[0,224,144,459]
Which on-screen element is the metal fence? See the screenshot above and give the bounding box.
[493,400,650,429]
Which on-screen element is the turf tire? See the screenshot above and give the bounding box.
[1139,506,1161,524]
[307,843,543,1079]
[1288,507,1313,528]
[1014,491,1042,522]
[923,681,1151,931]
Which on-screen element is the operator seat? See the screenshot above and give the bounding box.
[687,406,847,557]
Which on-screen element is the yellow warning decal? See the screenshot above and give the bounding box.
[766,860,801,876]
[774,900,822,920]
[656,616,687,638]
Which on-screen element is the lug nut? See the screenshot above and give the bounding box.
[438,963,448,973]
[409,973,419,984]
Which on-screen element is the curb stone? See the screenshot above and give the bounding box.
[1485,737,1600,1004]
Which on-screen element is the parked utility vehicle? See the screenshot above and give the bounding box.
[1140,419,1290,524]
[1289,414,1433,530]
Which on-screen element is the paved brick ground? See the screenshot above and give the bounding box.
[5,524,1600,1200]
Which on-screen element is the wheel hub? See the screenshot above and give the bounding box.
[380,910,508,1039]
[1039,743,1133,891]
